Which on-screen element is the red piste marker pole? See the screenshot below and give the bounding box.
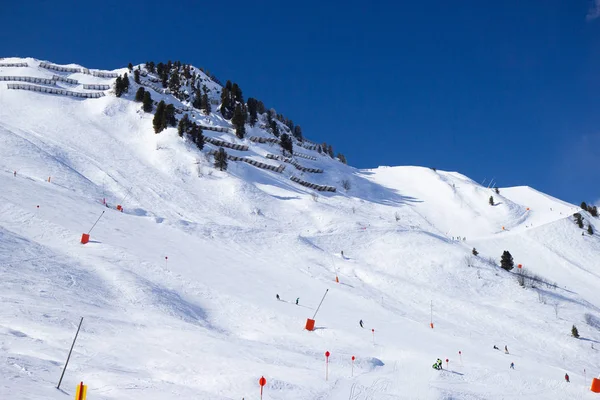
[165,256,168,269]
[446,358,449,370]
[259,376,266,399]
[459,350,462,366]
[325,351,330,381]
[372,328,375,345]
[351,356,355,377]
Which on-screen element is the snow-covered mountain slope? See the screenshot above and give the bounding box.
[0,57,599,400]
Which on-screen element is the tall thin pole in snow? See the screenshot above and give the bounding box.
[87,211,105,235]
[312,289,329,320]
[57,317,83,390]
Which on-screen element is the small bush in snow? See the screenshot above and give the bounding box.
[571,325,579,338]
[489,196,494,206]
[395,212,400,222]
[341,179,351,191]
[494,187,500,194]
[472,248,479,256]
[311,192,318,202]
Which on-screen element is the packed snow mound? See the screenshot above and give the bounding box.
[0,57,599,400]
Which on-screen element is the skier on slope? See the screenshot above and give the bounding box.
[359,319,364,328]
[432,358,443,370]
[493,345,499,350]
[276,294,280,300]
[296,297,299,305]
[504,345,509,354]
[510,362,514,369]
[565,373,570,383]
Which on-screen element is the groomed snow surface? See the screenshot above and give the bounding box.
[0,58,599,400]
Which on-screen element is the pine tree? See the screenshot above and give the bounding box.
[114,76,123,97]
[327,145,334,157]
[574,213,584,229]
[192,89,202,109]
[588,224,594,235]
[169,72,181,93]
[142,91,153,112]
[191,123,204,150]
[581,202,588,212]
[337,153,347,164]
[122,73,130,93]
[293,125,303,140]
[500,250,514,271]
[256,100,266,115]
[165,104,176,127]
[571,325,579,338]
[489,196,494,206]
[317,145,322,154]
[135,87,145,102]
[592,206,598,217]
[134,69,140,84]
[232,104,246,139]
[146,61,155,73]
[280,133,293,155]
[220,87,232,119]
[128,62,133,71]
[178,114,190,137]
[472,248,479,256]
[214,147,228,171]
[231,83,243,103]
[247,98,258,127]
[495,187,500,194]
[270,120,280,137]
[202,94,211,115]
[153,101,167,133]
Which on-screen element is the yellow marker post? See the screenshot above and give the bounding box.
[75,381,87,400]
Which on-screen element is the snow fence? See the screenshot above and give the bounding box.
[0,76,55,85]
[7,83,105,98]
[208,150,285,173]
[293,151,317,161]
[52,75,78,84]
[204,137,249,151]
[249,136,280,144]
[0,62,28,67]
[290,176,336,192]
[266,154,323,173]
[39,62,81,73]
[83,84,110,90]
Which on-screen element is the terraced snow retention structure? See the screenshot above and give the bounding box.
[0,76,55,85]
[204,137,248,151]
[266,154,323,173]
[7,83,105,98]
[39,62,81,73]
[52,75,78,84]
[83,84,110,90]
[0,62,28,67]
[290,175,336,192]
[293,151,317,161]
[208,150,285,173]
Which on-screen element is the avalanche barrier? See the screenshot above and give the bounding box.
[208,150,285,172]
[7,83,105,98]
[204,137,249,151]
[0,76,55,85]
[290,176,336,192]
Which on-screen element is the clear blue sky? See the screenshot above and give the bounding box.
[2,0,600,204]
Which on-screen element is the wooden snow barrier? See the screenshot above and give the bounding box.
[207,150,285,173]
[91,70,118,78]
[0,62,28,67]
[7,83,105,98]
[39,62,81,73]
[265,154,322,173]
[290,176,336,192]
[0,76,55,85]
[83,84,110,90]
[299,142,318,151]
[139,80,166,94]
[249,136,279,144]
[52,75,79,84]
[198,125,234,134]
[293,151,317,161]
[204,137,249,151]
[147,76,160,83]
